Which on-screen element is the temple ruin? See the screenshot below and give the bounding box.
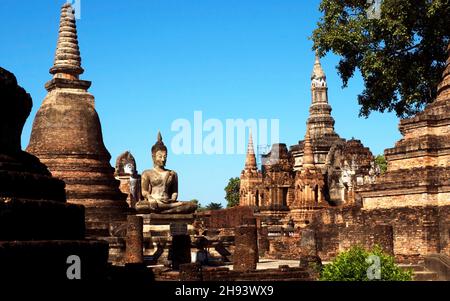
[0,1,448,282]
[240,54,377,227]
[239,47,450,266]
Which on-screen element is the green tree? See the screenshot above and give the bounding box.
[205,202,223,211]
[375,155,387,173]
[191,199,203,211]
[320,245,413,281]
[225,177,240,208]
[312,0,450,118]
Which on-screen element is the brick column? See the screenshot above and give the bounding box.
[258,225,270,257]
[243,217,259,263]
[124,215,144,264]
[171,235,192,270]
[299,228,322,271]
[234,223,258,272]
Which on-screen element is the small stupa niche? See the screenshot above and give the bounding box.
[115,151,141,208]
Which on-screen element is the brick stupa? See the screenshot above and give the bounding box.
[0,67,109,280]
[359,44,450,209]
[291,54,345,170]
[239,131,262,208]
[290,130,326,225]
[27,3,128,236]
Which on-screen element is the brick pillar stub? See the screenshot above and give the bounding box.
[234,225,258,272]
[124,215,144,264]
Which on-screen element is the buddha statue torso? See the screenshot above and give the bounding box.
[141,168,178,205]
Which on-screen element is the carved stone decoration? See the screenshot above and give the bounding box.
[115,151,141,208]
[325,139,374,205]
[128,168,141,207]
[115,151,137,177]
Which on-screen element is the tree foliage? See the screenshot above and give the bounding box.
[225,177,240,208]
[205,202,224,211]
[375,154,387,173]
[320,245,413,281]
[191,199,204,211]
[312,0,450,118]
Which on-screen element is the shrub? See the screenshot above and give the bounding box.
[320,245,413,281]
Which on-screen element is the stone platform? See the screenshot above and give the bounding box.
[138,213,195,239]
[134,213,196,264]
[139,213,195,226]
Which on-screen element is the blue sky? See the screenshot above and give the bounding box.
[0,0,401,206]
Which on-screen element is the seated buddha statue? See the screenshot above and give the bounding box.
[135,132,198,214]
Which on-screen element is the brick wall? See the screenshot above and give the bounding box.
[314,225,340,261]
[338,225,394,255]
[154,265,314,281]
[310,205,450,262]
[267,237,303,259]
[198,206,255,229]
[438,206,450,256]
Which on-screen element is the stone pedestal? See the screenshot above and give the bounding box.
[141,213,195,226]
[139,213,195,239]
[137,213,195,265]
[117,175,132,206]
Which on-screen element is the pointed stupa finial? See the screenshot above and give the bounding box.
[49,2,84,80]
[311,51,326,82]
[247,129,255,155]
[244,129,257,170]
[306,49,336,139]
[303,129,315,168]
[314,49,320,62]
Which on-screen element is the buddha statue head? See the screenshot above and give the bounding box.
[124,163,136,176]
[151,132,168,169]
